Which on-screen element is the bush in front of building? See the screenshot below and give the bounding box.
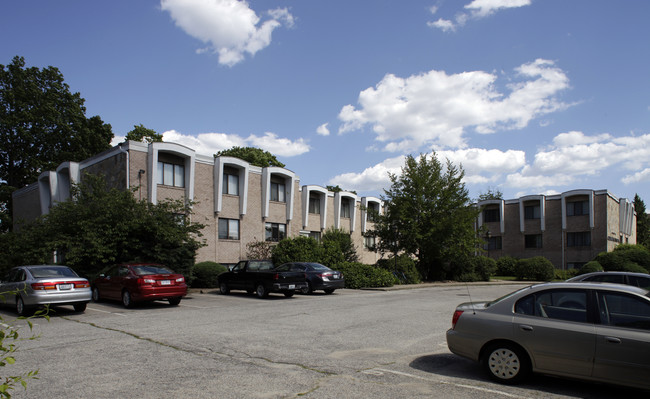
[594,244,650,273]
[496,256,518,276]
[577,260,604,275]
[449,256,497,282]
[334,262,394,289]
[555,268,580,280]
[376,254,420,284]
[191,261,228,288]
[271,236,322,266]
[515,257,555,281]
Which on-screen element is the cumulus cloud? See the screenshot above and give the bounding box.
[338,59,571,152]
[505,132,650,191]
[160,0,294,66]
[429,0,531,32]
[316,123,330,136]
[161,129,309,157]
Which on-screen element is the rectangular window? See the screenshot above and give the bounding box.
[222,173,239,195]
[567,200,589,216]
[483,208,500,223]
[309,196,320,214]
[484,236,502,250]
[218,218,239,240]
[567,231,591,247]
[364,235,376,249]
[271,182,285,202]
[308,231,321,242]
[157,161,185,187]
[341,200,351,218]
[265,222,286,242]
[366,203,379,222]
[524,205,541,219]
[525,234,543,249]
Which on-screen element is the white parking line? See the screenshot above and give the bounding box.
[86,306,127,316]
[371,368,531,399]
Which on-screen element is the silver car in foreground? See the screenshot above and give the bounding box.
[446,282,650,391]
[0,265,92,316]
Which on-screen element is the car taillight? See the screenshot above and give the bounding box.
[451,310,464,329]
[176,277,184,283]
[74,281,90,288]
[32,282,57,290]
[272,273,279,280]
[138,278,156,285]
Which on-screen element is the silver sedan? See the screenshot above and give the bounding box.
[446,282,650,390]
[0,265,92,316]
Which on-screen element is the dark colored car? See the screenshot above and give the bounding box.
[446,282,650,390]
[0,265,91,316]
[217,260,307,298]
[275,262,344,294]
[567,271,650,290]
[92,263,187,308]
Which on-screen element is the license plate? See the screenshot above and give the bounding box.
[160,280,171,285]
[58,284,73,290]
[289,284,295,289]
[333,275,339,279]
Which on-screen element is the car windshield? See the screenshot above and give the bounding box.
[132,265,173,275]
[28,266,78,279]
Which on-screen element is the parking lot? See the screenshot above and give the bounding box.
[4,283,645,398]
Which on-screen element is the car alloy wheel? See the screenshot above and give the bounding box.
[92,287,101,302]
[122,290,133,308]
[16,296,26,316]
[220,282,230,295]
[256,284,268,298]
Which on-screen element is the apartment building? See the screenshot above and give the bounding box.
[477,190,636,270]
[12,141,383,266]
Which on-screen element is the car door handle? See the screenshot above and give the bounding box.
[519,325,534,332]
[604,336,621,344]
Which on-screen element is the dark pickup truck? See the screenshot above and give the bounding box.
[217,260,307,298]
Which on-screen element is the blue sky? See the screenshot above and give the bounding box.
[3,0,650,204]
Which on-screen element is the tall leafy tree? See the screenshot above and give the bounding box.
[3,174,205,278]
[634,194,650,248]
[369,153,481,281]
[125,124,163,143]
[215,146,285,168]
[0,56,113,231]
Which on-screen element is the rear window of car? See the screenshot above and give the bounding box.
[629,276,650,290]
[131,265,173,275]
[28,266,78,278]
[305,263,330,271]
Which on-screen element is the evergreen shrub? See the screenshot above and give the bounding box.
[335,262,394,289]
[191,261,228,288]
[515,257,555,281]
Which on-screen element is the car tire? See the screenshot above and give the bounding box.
[482,342,530,384]
[301,283,313,295]
[74,302,87,312]
[168,297,181,306]
[255,283,268,299]
[323,289,335,294]
[219,282,230,295]
[15,296,28,316]
[92,287,101,302]
[122,290,133,308]
[284,291,294,298]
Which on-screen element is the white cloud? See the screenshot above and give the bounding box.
[160,0,293,66]
[504,132,650,191]
[338,59,571,152]
[161,129,309,157]
[429,0,531,32]
[316,123,330,136]
[328,155,405,193]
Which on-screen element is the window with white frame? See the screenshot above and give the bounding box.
[483,208,500,222]
[341,198,351,218]
[567,200,589,216]
[524,204,541,219]
[157,161,184,187]
[222,167,239,195]
[309,195,320,214]
[270,179,286,202]
[218,218,240,240]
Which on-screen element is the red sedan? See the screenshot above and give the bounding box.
[92,263,187,308]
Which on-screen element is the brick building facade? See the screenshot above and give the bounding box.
[12,141,383,267]
[477,190,636,270]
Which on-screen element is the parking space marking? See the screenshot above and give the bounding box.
[86,306,127,316]
[372,368,530,399]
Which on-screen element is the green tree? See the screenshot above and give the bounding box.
[369,153,481,281]
[4,174,205,278]
[215,146,285,168]
[322,227,358,264]
[125,124,162,143]
[476,187,503,201]
[0,56,113,232]
[634,194,649,248]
